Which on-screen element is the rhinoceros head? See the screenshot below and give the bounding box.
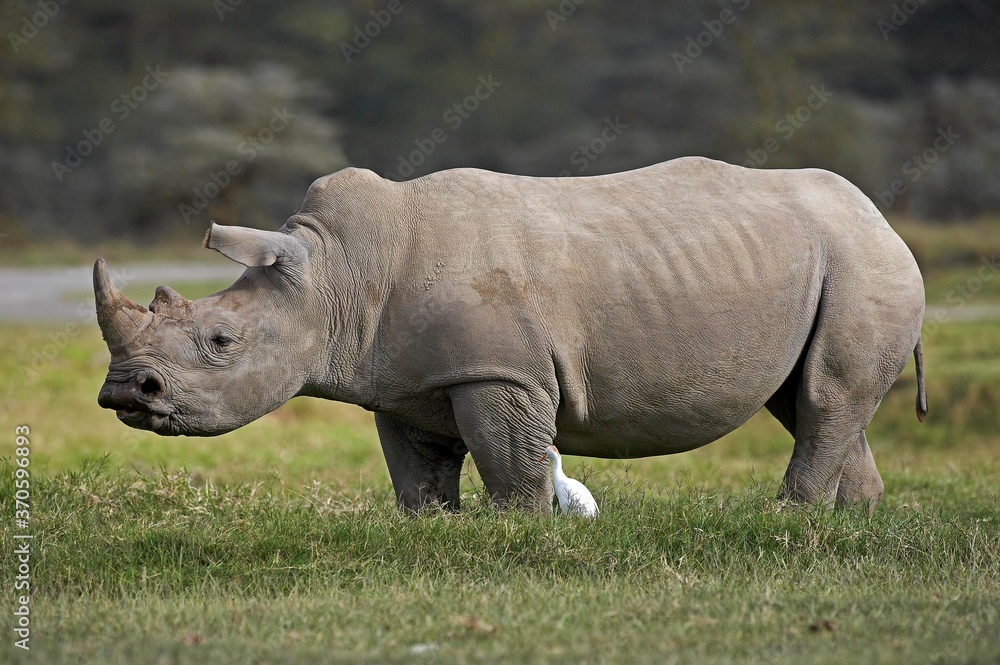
[95,223,325,436]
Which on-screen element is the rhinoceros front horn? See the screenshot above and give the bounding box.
[93,258,154,351]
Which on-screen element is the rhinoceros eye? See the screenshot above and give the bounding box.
[210,334,234,349]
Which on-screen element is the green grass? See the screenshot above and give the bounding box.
[1,465,997,664]
[892,216,1000,272]
[0,230,212,267]
[892,217,1000,308]
[2,221,999,663]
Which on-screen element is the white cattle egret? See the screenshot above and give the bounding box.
[539,445,599,517]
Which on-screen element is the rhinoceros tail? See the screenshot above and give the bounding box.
[914,336,927,423]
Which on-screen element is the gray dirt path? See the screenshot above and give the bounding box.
[0,263,243,322]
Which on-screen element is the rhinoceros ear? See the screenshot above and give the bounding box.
[203,222,307,272]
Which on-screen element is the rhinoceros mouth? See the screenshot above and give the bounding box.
[115,407,173,433]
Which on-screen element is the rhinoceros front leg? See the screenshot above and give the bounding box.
[448,381,555,513]
[374,413,466,513]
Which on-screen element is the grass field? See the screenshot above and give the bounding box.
[2,218,999,664]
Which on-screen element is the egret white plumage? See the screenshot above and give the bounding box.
[539,445,599,517]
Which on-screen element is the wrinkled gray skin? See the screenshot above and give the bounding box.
[95,157,926,516]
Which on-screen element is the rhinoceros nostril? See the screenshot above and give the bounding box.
[139,375,162,396]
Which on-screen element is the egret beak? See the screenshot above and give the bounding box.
[538,452,547,462]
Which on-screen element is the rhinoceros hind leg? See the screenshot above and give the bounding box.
[777,280,916,511]
[835,431,884,515]
[375,413,466,513]
[448,381,555,513]
[778,361,890,509]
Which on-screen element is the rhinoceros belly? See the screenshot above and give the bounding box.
[546,213,824,458]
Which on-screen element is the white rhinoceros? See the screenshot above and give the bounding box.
[95,157,926,514]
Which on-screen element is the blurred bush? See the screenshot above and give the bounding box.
[0,0,997,244]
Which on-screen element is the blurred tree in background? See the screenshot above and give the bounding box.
[0,0,997,244]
